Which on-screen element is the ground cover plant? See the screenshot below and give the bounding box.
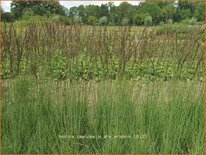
[2,23,204,82]
[1,2,205,153]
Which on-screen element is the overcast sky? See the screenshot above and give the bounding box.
[1,1,141,12]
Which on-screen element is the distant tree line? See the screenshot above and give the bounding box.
[1,0,205,25]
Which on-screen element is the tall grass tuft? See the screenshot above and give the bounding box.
[2,79,204,154]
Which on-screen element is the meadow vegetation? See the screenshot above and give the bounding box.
[1,2,205,153]
[2,22,204,82]
[2,79,204,153]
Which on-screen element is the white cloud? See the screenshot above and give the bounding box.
[1,1,12,12]
[60,1,141,9]
[1,1,141,12]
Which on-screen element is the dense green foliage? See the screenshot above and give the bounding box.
[2,1,205,26]
[2,79,204,153]
[10,1,66,19]
[144,16,153,26]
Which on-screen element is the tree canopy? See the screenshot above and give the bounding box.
[10,1,65,19]
[2,1,205,25]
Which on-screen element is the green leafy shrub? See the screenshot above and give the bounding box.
[159,21,164,25]
[51,55,68,80]
[167,19,173,24]
[87,16,98,25]
[74,15,83,24]
[190,17,198,25]
[59,16,72,25]
[181,18,190,25]
[144,16,153,26]
[133,14,148,26]
[99,16,108,26]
